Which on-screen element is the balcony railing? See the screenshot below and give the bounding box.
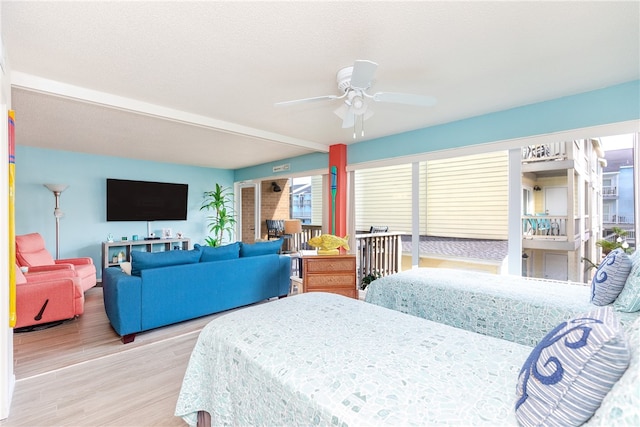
[603,214,631,224]
[522,142,567,163]
[522,215,568,240]
[355,232,403,283]
[602,186,618,197]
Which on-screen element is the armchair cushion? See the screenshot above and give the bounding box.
[16,232,97,292]
[15,232,56,266]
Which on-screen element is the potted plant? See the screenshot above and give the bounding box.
[200,183,236,247]
[582,226,632,273]
[360,270,380,290]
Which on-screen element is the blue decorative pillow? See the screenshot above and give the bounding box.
[195,242,240,263]
[614,259,640,312]
[131,249,201,276]
[239,238,283,257]
[515,306,630,426]
[591,249,632,306]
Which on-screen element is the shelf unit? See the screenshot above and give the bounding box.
[101,238,191,273]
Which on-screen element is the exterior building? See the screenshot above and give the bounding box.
[353,139,606,283]
[602,148,635,249]
[520,139,605,282]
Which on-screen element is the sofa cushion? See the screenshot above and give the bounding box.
[591,249,632,306]
[240,238,282,257]
[195,242,240,262]
[515,306,630,427]
[131,249,201,276]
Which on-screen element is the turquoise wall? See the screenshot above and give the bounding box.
[235,80,640,179]
[15,146,232,278]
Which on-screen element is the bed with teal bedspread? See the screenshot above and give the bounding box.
[175,292,533,426]
[364,268,640,347]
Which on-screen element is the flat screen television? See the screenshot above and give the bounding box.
[106,178,188,221]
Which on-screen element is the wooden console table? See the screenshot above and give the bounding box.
[301,254,357,299]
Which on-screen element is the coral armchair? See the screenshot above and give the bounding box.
[16,232,97,292]
[14,264,84,329]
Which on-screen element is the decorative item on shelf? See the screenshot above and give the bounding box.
[162,228,172,238]
[284,219,302,253]
[43,183,69,260]
[107,233,114,243]
[148,232,155,238]
[117,251,125,263]
[132,234,139,241]
[307,234,349,256]
[121,236,128,241]
[112,255,118,263]
[176,231,183,239]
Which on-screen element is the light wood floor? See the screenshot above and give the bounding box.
[1,286,232,426]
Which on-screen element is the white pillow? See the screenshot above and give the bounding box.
[120,261,132,275]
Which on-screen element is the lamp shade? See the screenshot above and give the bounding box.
[284,219,302,234]
[44,184,69,193]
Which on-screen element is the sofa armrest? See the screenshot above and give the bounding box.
[277,255,292,296]
[102,267,142,337]
[56,257,94,266]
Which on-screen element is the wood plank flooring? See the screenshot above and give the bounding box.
[1,286,235,426]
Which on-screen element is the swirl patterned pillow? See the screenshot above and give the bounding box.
[591,249,632,306]
[515,306,630,427]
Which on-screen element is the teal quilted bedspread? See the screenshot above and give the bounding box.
[365,268,639,347]
[175,292,532,426]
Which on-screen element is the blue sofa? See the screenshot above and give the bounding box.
[102,240,291,343]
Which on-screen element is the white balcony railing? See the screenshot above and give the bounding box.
[522,215,568,240]
[355,232,403,283]
[522,142,567,163]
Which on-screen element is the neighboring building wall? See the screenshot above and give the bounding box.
[354,151,509,238]
[619,166,634,223]
[354,163,427,233]
[311,175,324,226]
[426,151,508,239]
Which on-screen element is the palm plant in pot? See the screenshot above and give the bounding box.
[200,183,236,247]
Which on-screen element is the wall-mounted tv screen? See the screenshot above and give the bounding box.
[106,178,188,221]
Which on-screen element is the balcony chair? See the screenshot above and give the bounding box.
[266,219,285,240]
[15,232,97,292]
[14,264,84,329]
[369,226,389,233]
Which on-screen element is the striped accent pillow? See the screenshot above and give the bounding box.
[515,306,630,426]
[591,249,632,306]
[614,252,640,312]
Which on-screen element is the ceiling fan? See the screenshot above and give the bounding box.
[275,60,437,138]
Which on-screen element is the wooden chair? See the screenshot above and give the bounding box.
[266,220,284,240]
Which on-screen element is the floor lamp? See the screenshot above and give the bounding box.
[44,184,69,260]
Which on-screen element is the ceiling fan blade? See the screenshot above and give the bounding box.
[341,108,355,128]
[349,60,378,90]
[371,92,437,107]
[274,94,340,107]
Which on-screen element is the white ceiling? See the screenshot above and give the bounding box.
[2,1,639,169]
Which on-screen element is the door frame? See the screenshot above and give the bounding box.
[235,181,260,242]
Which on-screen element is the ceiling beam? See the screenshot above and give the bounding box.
[10,71,329,152]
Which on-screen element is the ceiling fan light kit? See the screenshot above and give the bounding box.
[275,60,437,138]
